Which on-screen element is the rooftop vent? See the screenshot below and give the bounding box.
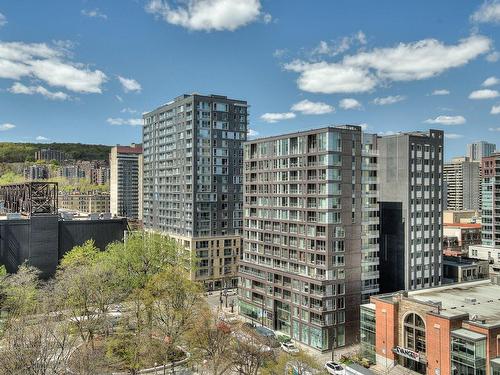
[465,297,477,304]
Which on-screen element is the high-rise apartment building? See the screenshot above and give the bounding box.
[110,144,143,220]
[35,148,66,163]
[142,94,248,290]
[467,141,496,162]
[443,156,481,211]
[378,130,443,292]
[238,125,379,351]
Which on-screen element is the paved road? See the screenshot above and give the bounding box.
[205,289,238,313]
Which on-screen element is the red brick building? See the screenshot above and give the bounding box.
[361,280,500,375]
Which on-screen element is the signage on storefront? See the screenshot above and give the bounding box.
[393,346,420,362]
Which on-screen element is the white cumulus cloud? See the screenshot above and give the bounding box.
[0,41,107,93]
[81,9,108,20]
[0,123,16,131]
[444,133,464,139]
[487,51,500,62]
[431,89,450,95]
[9,82,69,100]
[145,0,265,31]
[372,95,406,105]
[285,35,491,94]
[311,31,366,57]
[469,89,499,99]
[489,127,500,131]
[491,105,500,114]
[339,98,363,110]
[483,76,500,87]
[118,76,142,93]
[107,118,143,126]
[291,99,334,115]
[424,115,466,125]
[247,129,259,138]
[36,136,50,141]
[471,0,500,23]
[0,12,7,27]
[260,112,296,123]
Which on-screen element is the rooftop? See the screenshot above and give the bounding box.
[409,280,500,326]
[444,223,481,229]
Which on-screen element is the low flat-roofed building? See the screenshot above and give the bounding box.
[361,280,500,375]
[443,210,480,224]
[442,255,489,283]
[443,223,482,256]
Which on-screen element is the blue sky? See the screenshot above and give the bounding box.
[0,0,499,160]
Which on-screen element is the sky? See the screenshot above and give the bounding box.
[0,0,499,160]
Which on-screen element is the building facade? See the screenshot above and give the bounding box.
[142,94,248,290]
[59,192,110,214]
[378,130,443,293]
[466,141,496,162]
[238,126,379,351]
[443,223,482,256]
[35,148,66,163]
[362,280,500,375]
[110,144,143,220]
[24,164,49,180]
[443,157,481,211]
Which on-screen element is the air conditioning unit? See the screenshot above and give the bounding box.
[465,297,477,304]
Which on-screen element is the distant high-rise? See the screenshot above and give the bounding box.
[378,130,443,292]
[142,94,247,290]
[443,156,481,211]
[110,144,142,220]
[35,148,66,163]
[467,141,496,162]
[238,125,379,351]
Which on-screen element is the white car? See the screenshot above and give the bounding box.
[324,361,345,375]
[280,341,299,354]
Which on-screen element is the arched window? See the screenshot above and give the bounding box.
[404,313,426,353]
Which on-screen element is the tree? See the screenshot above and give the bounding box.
[230,325,275,375]
[1,264,40,319]
[187,309,234,375]
[262,351,322,375]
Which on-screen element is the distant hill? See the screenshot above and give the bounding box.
[0,142,112,163]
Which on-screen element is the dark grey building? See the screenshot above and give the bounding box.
[239,126,379,351]
[378,130,443,293]
[142,94,248,290]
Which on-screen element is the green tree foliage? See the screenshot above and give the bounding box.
[0,142,111,163]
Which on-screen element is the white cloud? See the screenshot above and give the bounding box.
[431,89,450,95]
[107,118,143,126]
[145,0,265,31]
[339,98,363,110]
[118,76,142,93]
[444,133,464,139]
[36,136,49,141]
[0,123,15,131]
[424,115,466,125]
[378,130,397,136]
[121,107,138,114]
[0,41,107,93]
[471,0,500,23]
[81,8,108,20]
[285,60,377,94]
[372,95,406,105]
[9,82,69,100]
[260,112,296,123]
[489,127,500,131]
[311,31,366,57]
[469,89,499,99]
[286,35,491,94]
[263,13,272,24]
[273,49,287,58]
[483,76,500,87]
[291,99,334,115]
[247,129,259,138]
[491,105,500,114]
[359,123,369,131]
[116,95,123,102]
[0,12,7,27]
[486,51,500,62]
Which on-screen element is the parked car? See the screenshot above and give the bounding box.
[324,361,345,375]
[280,341,299,354]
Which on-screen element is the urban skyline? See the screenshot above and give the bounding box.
[0,1,500,160]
